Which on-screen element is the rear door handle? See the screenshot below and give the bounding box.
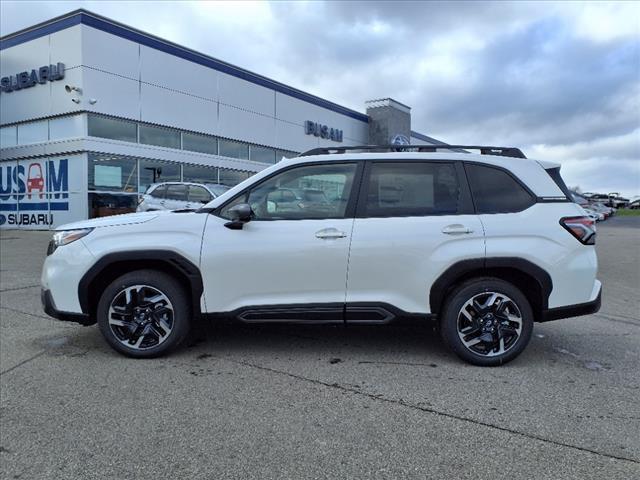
[315,228,347,239]
[442,224,473,235]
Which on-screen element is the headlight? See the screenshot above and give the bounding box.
[48,228,93,255]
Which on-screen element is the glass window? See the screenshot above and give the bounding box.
[165,184,188,201]
[182,133,218,155]
[139,159,181,193]
[17,121,48,145]
[250,145,276,164]
[183,164,218,184]
[219,139,249,159]
[221,163,357,220]
[149,185,166,198]
[49,115,84,140]
[364,162,460,217]
[139,124,181,149]
[89,192,137,219]
[219,168,250,187]
[88,114,137,143]
[88,153,138,193]
[188,185,212,204]
[276,150,298,161]
[1,126,18,147]
[205,184,230,197]
[466,163,534,214]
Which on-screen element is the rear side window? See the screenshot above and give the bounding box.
[545,167,571,200]
[466,164,534,214]
[363,162,461,217]
[165,184,188,201]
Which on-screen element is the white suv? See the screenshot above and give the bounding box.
[41,145,601,366]
[137,182,230,212]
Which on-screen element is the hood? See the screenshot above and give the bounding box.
[55,211,166,231]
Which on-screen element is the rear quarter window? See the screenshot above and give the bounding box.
[466,163,534,214]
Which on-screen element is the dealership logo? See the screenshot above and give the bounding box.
[391,134,410,145]
[0,159,69,227]
[305,121,343,143]
[0,62,65,94]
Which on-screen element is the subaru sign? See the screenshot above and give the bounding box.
[305,121,343,143]
[0,62,65,94]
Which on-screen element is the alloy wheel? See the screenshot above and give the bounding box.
[456,291,523,357]
[108,285,174,351]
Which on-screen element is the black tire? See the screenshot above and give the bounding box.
[440,277,533,367]
[97,269,191,358]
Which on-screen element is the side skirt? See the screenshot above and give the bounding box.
[203,302,434,326]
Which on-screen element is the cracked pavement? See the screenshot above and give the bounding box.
[1,218,639,479]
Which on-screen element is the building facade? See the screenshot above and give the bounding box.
[0,9,443,230]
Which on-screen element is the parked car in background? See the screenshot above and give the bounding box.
[628,199,640,210]
[585,193,629,209]
[137,182,230,212]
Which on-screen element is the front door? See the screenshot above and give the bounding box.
[346,160,485,319]
[200,162,361,320]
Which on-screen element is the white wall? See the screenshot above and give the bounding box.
[1,23,369,152]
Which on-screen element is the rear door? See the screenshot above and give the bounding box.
[345,160,485,319]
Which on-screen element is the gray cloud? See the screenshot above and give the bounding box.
[1,1,639,197]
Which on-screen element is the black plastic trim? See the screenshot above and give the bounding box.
[204,302,432,325]
[41,289,94,326]
[77,250,204,316]
[429,257,553,316]
[542,288,601,322]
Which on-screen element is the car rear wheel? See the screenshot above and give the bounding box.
[97,270,191,358]
[440,277,533,366]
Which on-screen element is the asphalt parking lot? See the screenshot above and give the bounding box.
[1,218,639,480]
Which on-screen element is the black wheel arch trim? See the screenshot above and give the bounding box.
[78,250,204,318]
[429,257,553,319]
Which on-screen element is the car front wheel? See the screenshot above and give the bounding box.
[440,278,533,366]
[97,270,191,358]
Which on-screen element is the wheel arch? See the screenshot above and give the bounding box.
[429,258,552,322]
[78,250,203,321]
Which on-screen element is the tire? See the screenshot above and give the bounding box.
[440,277,533,366]
[97,269,191,358]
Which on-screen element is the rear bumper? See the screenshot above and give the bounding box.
[541,284,602,322]
[41,289,94,326]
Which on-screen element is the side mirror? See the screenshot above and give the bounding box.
[225,203,252,230]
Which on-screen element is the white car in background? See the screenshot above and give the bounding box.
[137,182,230,212]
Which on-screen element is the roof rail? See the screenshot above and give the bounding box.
[299,145,527,159]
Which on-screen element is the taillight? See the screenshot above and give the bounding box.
[560,216,596,245]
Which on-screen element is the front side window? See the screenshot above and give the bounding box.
[363,162,461,217]
[466,163,534,214]
[149,185,166,198]
[220,163,357,220]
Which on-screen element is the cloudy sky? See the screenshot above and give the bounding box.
[2,1,639,198]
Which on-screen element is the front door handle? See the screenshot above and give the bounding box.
[315,228,347,239]
[442,224,473,235]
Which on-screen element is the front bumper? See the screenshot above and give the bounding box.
[541,284,602,322]
[41,289,94,326]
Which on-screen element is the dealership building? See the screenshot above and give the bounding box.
[0,9,444,229]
